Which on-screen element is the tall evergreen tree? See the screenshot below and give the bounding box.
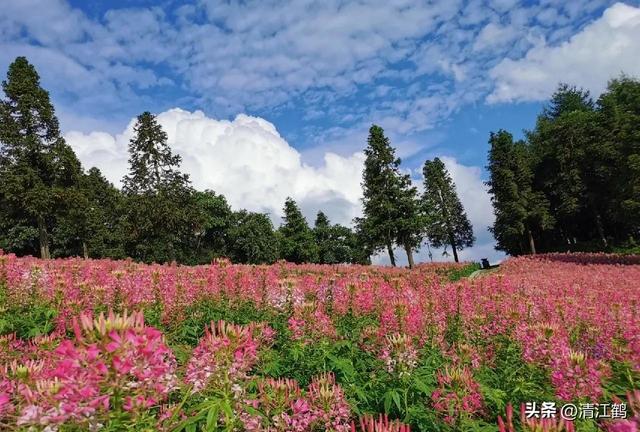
[394,177,423,268]
[0,57,82,258]
[597,77,640,242]
[121,112,194,263]
[528,85,608,249]
[278,197,318,263]
[122,112,189,195]
[358,125,421,266]
[486,130,552,255]
[421,158,474,262]
[313,211,336,264]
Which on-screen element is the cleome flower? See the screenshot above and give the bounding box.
[605,390,640,432]
[431,366,483,425]
[307,372,351,432]
[3,310,177,429]
[185,320,263,394]
[550,349,609,402]
[351,413,411,432]
[288,301,337,344]
[379,333,418,378]
[240,377,316,432]
[498,403,576,432]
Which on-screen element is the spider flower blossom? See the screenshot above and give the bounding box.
[307,372,351,432]
[606,390,640,432]
[431,366,483,425]
[550,350,608,402]
[379,333,418,377]
[3,311,177,429]
[185,320,270,394]
[498,403,576,432]
[240,377,316,432]
[351,414,411,432]
[288,301,337,344]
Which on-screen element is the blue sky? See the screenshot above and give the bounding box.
[2,0,639,263]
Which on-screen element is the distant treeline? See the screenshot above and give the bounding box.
[487,79,640,255]
[0,56,476,266]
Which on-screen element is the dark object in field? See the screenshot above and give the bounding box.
[481,258,490,269]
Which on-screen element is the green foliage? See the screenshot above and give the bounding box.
[190,190,233,263]
[0,56,83,259]
[489,78,640,253]
[475,337,554,421]
[358,125,422,267]
[314,211,372,264]
[278,197,318,263]
[227,210,279,264]
[447,263,481,282]
[0,276,58,339]
[486,130,552,256]
[422,158,475,262]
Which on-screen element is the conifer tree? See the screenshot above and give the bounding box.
[528,85,606,248]
[486,130,552,255]
[278,197,318,263]
[0,57,82,258]
[394,176,423,268]
[421,158,474,262]
[122,112,194,263]
[313,211,335,264]
[359,125,422,266]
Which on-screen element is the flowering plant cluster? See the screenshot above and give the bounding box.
[606,390,640,432]
[498,403,576,432]
[185,320,268,394]
[288,301,337,344]
[0,251,638,431]
[431,366,484,425]
[239,373,351,432]
[351,413,411,431]
[379,333,418,378]
[0,310,177,430]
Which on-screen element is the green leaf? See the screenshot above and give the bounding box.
[205,400,220,431]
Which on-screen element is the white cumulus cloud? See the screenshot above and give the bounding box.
[65,108,365,226]
[488,2,640,103]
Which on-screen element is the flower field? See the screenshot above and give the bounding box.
[0,252,639,431]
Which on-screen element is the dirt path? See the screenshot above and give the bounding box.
[468,267,500,279]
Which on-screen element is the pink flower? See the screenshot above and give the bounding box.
[431,366,483,424]
[352,414,411,432]
[185,321,264,394]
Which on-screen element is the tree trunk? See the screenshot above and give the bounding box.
[37,215,50,259]
[82,241,89,259]
[386,242,396,267]
[448,231,459,262]
[426,242,433,262]
[528,229,537,255]
[404,243,414,269]
[451,244,459,263]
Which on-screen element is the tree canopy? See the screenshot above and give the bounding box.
[421,158,474,262]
